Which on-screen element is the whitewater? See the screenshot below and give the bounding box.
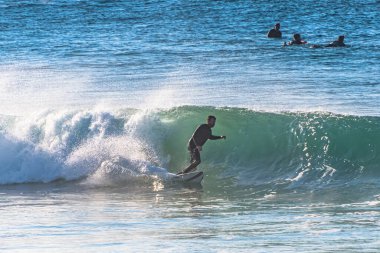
[1,0,380,252]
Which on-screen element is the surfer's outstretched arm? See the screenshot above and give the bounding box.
[209,135,226,140]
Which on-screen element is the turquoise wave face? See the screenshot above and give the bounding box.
[158,107,380,186]
[0,107,379,188]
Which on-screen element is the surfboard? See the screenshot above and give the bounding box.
[168,171,204,184]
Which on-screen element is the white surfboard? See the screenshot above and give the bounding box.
[168,171,204,184]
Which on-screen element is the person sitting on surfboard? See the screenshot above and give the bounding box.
[177,115,226,175]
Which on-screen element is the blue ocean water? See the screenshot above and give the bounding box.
[0,0,379,115]
[0,0,380,252]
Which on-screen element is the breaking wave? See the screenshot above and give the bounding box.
[0,106,379,191]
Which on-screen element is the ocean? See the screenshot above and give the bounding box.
[0,0,379,252]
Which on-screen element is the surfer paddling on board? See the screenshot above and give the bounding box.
[177,115,226,175]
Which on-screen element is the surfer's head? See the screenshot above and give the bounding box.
[275,23,280,30]
[207,115,216,128]
[293,33,301,41]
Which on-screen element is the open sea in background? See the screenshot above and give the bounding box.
[0,0,379,252]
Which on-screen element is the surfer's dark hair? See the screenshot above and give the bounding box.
[208,115,216,120]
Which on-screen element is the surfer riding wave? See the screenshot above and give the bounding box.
[177,115,226,175]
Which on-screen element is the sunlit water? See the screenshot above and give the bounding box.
[0,0,379,252]
[0,0,379,115]
[1,182,380,253]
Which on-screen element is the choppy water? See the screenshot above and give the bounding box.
[0,0,379,252]
[0,0,379,115]
[2,183,380,253]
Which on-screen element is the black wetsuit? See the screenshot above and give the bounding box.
[189,124,221,149]
[267,29,282,38]
[179,124,223,174]
[326,41,346,47]
[289,39,304,45]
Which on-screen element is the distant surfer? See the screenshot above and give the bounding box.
[267,23,282,38]
[177,115,226,175]
[310,35,347,48]
[326,35,346,47]
[283,33,307,46]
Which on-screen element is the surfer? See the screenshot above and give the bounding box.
[326,35,346,47]
[310,35,347,48]
[177,115,226,175]
[267,23,282,38]
[284,33,307,46]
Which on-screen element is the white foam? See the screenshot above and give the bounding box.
[0,109,170,185]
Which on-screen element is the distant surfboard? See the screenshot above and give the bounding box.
[168,171,204,184]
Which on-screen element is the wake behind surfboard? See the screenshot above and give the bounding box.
[167,171,204,184]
